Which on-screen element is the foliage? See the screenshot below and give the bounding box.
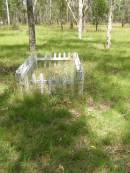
[0,0,5,22]
[0,0,130,27]
[92,0,108,31]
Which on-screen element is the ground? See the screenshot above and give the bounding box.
[0,24,130,173]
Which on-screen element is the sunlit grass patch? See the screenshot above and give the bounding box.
[86,108,127,145]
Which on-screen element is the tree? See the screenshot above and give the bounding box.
[5,0,10,25]
[106,0,113,49]
[49,0,52,24]
[82,0,90,32]
[0,0,5,24]
[59,0,66,30]
[92,0,107,31]
[120,0,129,27]
[33,0,38,12]
[65,0,77,24]
[26,0,36,52]
[78,0,83,39]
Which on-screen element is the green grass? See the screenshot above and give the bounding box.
[1,24,130,172]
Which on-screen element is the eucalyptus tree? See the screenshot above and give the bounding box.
[106,0,114,49]
[0,0,5,24]
[26,0,36,51]
[5,0,10,25]
[65,0,89,39]
[78,0,90,39]
[58,0,66,30]
[92,0,108,31]
[78,0,83,39]
[49,0,52,24]
[82,0,89,31]
[9,0,21,25]
[65,0,77,24]
[33,0,38,12]
[120,0,130,26]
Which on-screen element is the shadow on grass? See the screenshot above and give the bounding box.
[0,45,27,61]
[0,62,19,75]
[0,92,113,173]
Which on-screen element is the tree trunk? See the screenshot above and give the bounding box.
[121,18,124,27]
[106,0,113,49]
[33,0,37,12]
[61,21,64,30]
[67,5,69,23]
[96,20,98,31]
[49,0,52,24]
[27,0,36,52]
[65,0,77,24]
[82,11,86,32]
[70,20,73,29]
[70,13,73,29]
[78,0,83,39]
[5,0,10,25]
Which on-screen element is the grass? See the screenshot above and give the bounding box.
[36,61,75,81]
[34,61,75,94]
[1,24,130,172]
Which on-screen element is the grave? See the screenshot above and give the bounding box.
[16,52,84,95]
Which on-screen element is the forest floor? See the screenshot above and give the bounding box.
[0,25,130,173]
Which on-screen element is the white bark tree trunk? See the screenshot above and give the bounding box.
[106,0,113,49]
[78,0,83,39]
[65,0,77,24]
[33,0,37,12]
[5,0,10,25]
[49,0,52,24]
[67,5,69,23]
